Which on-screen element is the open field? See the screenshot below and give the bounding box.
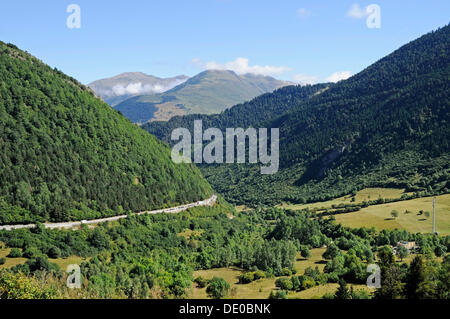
[0,244,27,269]
[190,267,278,299]
[294,248,327,273]
[49,256,86,270]
[190,248,334,299]
[288,283,373,299]
[334,194,450,235]
[278,188,408,211]
[1,241,86,271]
[189,242,439,299]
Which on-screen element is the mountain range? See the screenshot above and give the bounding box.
[88,72,189,106]
[144,25,450,206]
[111,70,291,123]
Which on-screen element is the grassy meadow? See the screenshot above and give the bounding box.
[278,188,409,211]
[334,194,450,235]
[189,247,373,299]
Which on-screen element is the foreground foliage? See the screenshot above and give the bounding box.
[0,201,448,299]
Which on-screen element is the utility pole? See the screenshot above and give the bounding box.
[432,197,436,234]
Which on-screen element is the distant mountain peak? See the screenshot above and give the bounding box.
[114,69,292,123]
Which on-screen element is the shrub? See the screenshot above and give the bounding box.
[206,277,230,299]
[0,269,58,299]
[275,278,293,291]
[253,270,266,280]
[0,258,6,265]
[194,276,209,288]
[291,276,300,291]
[269,290,287,299]
[239,272,255,284]
[281,268,292,276]
[47,247,61,259]
[23,247,40,259]
[301,278,316,290]
[322,244,342,260]
[300,247,311,259]
[325,272,339,283]
[322,292,335,299]
[7,248,22,258]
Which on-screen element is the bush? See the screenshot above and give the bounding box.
[291,276,301,291]
[300,247,311,259]
[0,258,6,265]
[301,278,316,290]
[194,276,209,288]
[47,247,61,259]
[239,272,255,284]
[26,256,59,273]
[269,290,287,299]
[275,278,293,291]
[326,272,339,283]
[23,247,40,259]
[434,245,447,257]
[281,268,292,276]
[322,292,335,299]
[351,288,372,299]
[253,270,266,280]
[239,270,266,284]
[7,248,22,258]
[322,244,342,260]
[206,277,230,299]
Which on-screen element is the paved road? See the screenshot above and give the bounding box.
[0,195,217,231]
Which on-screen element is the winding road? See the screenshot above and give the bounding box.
[0,195,217,231]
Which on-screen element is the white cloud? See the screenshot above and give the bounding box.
[292,74,319,85]
[297,8,312,18]
[100,78,187,97]
[347,3,369,19]
[192,57,291,76]
[325,71,352,83]
[292,71,352,85]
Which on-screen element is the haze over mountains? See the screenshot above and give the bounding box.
[90,70,291,124]
[144,25,450,206]
[88,72,189,106]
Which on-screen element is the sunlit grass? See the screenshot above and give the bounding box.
[334,194,450,235]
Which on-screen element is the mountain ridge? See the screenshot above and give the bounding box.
[88,72,189,106]
[114,69,292,123]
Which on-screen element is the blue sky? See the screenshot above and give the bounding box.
[0,0,449,84]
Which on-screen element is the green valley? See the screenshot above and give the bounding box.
[144,25,450,207]
[0,16,449,303]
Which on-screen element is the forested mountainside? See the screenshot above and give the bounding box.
[115,70,292,123]
[142,83,329,143]
[144,25,450,206]
[0,42,212,224]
